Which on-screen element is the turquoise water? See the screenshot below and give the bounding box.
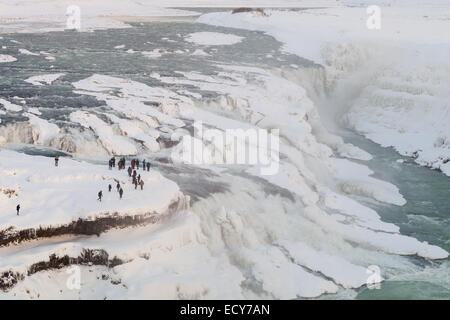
[1,14,449,299]
[339,130,450,299]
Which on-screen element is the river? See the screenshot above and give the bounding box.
[0,11,449,299]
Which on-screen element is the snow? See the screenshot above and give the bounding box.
[185,32,244,46]
[0,98,22,112]
[198,4,450,177]
[0,54,16,63]
[0,149,186,231]
[24,73,65,86]
[1,0,449,299]
[69,111,139,155]
[24,113,60,145]
[18,49,39,56]
[0,0,201,34]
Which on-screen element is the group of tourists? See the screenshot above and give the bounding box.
[98,157,151,202]
[16,156,153,215]
[109,157,127,170]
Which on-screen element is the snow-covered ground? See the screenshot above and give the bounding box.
[198,2,450,176]
[1,0,449,300]
[185,32,244,46]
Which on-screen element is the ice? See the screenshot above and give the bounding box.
[0,98,22,112]
[24,113,60,145]
[18,49,39,56]
[0,149,186,231]
[24,73,65,86]
[1,0,449,299]
[69,111,138,155]
[184,32,244,46]
[0,55,16,63]
[198,4,450,176]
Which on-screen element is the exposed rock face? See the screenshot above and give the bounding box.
[0,194,189,247]
[231,8,267,16]
[0,194,189,292]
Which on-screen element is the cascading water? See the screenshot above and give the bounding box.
[0,12,449,299]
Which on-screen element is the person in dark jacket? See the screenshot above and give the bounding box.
[137,174,141,183]
[116,182,121,192]
[55,156,59,167]
[127,166,132,177]
[16,204,20,216]
[139,180,144,190]
[108,184,112,192]
[119,188,123,199]
[98,191,103,202]
[146,162,150,171]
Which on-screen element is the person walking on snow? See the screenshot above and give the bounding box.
[146,162,150,171]
[142,159,146,169]
[16,204,20,216]
[55,156,59,167]
[136,159,140,169]
[137,174,141,184]
[127,166,132,177]
[108,184,112,192]
[119,188,123,199]
[139,180,144,190]
[98,191,103,202]
[116,182,121,192]
[134,180,138,190]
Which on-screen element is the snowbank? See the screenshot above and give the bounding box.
[0,55,16,63]
[198,5,450,176]
[185,32,244,46]
[24,74,65,86]
[0,149,186,231]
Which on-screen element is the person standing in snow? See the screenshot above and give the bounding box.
[132,170,137,179]
[119,188,123,199]
[112,157,116,168]
[134,180,138,190]
[116,182,121,192]
[131,159,135,169]
[108,184,112,192]
[139,180,144,190]
[136,159,140,169]
[146,161,150,172]
[137,174,141,184]
[16,204,20,216]
[142,159,146,169]
[98,191,103,202]
[127,166,132,177]
[55,156,59,167]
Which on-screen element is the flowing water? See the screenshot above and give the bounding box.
[0,12,449,299]
[339,130,450,299]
